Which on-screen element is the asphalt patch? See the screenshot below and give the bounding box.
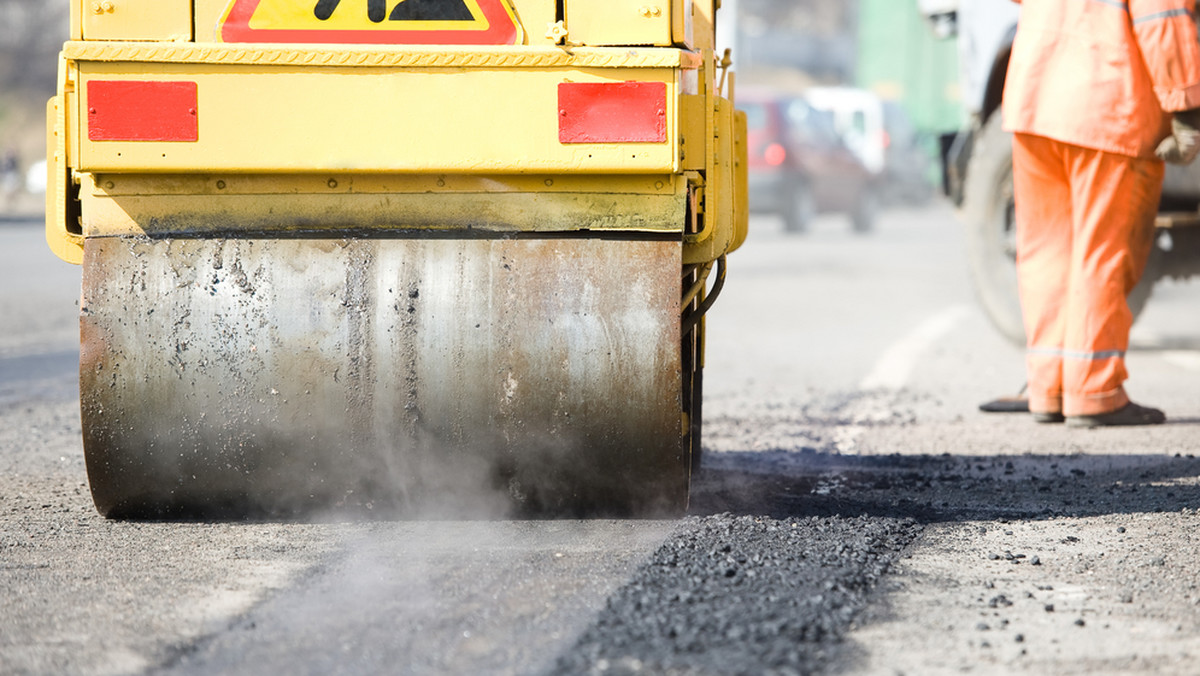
[550,513,920,676]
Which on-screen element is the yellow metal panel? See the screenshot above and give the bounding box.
[82,0,192,42]
[729,107,749,254]
[88,173,680,196]
[194,0,229,42]
[79,184,687,237]
[566,0,672,47]
[70,0,83,41]
[672,0,694,47]
[76,62,679,174]
[46,97,84,265]
[77,172,686,237]
[61,42,701,69]
[679,94,706,170]
[509,0,555,46]
[692,0,713,51]
[64,61,81,178]
[684,95,736,264]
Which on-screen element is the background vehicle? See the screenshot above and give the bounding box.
[743,89,876,233]
[805,86,933,207]
[46,0,746,518]
[921,0,1200,344]
[24,159,46,195]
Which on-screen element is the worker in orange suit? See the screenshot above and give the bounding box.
[1002,0,1200,426]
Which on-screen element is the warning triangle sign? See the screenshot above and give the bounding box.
[220,0,523,45]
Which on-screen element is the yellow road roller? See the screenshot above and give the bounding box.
[46,0,746,518]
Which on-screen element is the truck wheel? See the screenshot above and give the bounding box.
[963,114,1024,344]
[963,115,1155,346]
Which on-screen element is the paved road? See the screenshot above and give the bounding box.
[3,205,1200,675]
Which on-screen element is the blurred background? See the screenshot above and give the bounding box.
[0,0,959,217]
[734,0,958,138]
[728,0,961,233]
[0,1,67,212]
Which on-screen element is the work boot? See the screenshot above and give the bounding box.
[979,384,1030,413]
[1066,402,1166,428]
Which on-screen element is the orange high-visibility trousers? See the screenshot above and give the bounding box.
[1012,132,1163,417]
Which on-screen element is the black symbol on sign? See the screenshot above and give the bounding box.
[313,0,474,23]
[313,0,343,20]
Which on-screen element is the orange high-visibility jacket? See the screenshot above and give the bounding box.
[1003,0,1200,158]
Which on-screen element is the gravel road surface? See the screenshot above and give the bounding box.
[3,204,1200,675]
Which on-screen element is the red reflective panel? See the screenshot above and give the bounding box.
[558,81,667,144]
[88,81,199,142]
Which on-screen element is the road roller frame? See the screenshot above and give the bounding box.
[46,0,746,518]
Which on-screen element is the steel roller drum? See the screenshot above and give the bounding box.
[79,236,688,518]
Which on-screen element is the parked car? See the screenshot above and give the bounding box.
[743,90,878,233]
[804,86,933,206]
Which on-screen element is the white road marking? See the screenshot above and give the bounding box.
[1162,350,1200,371]
[858,304,973,391]
[833,304,972,454]
[1129,326,1164,347]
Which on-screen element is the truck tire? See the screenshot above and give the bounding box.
[963,114,1024,344]
[962,114,1154,346]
